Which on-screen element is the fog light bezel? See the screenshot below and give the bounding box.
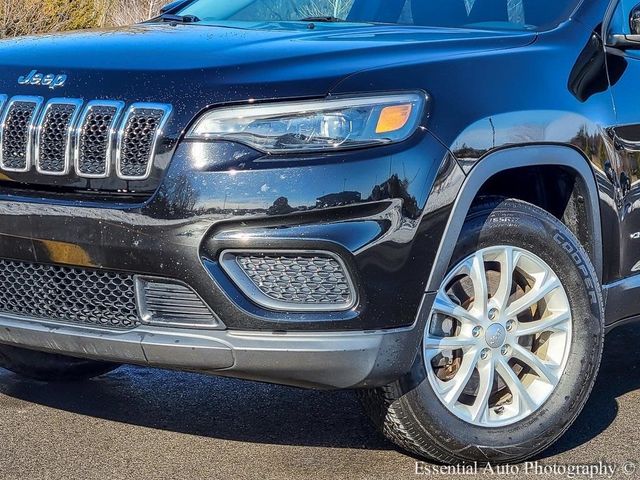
[219,249,358,313]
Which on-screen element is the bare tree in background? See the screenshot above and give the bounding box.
[0,0,165,39]
[0,0,103,38]
[299,0,354,19]
[104,0,165,27]
[0,0,44,37]
[0,0,362,39]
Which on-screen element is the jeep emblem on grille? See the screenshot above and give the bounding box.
[18,70,67,89]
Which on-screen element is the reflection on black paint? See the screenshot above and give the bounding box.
[152,173,200,218]
[368,174,420,218]
[316,192,362,208]
[268,197,295,215]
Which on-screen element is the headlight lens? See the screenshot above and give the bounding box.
[187,93,427,154]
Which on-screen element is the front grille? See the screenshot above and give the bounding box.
[220,250,357,312]
[0,258,140,329]
[0,95,171,181]
[0,98,42,172]
[36,100,82,175]
[117,105,171,180]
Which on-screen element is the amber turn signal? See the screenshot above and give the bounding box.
[376,104,413,134]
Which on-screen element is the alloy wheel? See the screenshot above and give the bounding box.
[424,246,572,427]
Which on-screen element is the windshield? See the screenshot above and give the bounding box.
[176,0,581,31]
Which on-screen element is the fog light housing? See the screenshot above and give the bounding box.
[220,250,357,312]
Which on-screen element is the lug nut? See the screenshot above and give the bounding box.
[472,326,483,338]
[480,348,491,360]
[506,320,516,332]
[501,344,511,356]
[488,308,498,321]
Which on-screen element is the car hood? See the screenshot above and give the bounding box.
[0,22,535,106]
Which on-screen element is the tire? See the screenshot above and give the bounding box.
[359,198,604,464]
[0,344,120,382]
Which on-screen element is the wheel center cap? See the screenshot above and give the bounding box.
[485,323,506,349]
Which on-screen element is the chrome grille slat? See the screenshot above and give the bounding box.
[117,103,172,181]
[35,99,82,176]
[75,100,124,178]
[0,96,43,172]
[0,96,171,181]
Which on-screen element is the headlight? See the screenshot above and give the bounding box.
[186,93,428,154]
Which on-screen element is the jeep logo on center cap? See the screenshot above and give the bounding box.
[18,70,67,89]
[485,323,506,349]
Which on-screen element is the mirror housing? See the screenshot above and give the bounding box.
[631,3,640,34]
[608,3,640,49]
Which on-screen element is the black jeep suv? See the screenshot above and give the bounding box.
[1,0,640,465]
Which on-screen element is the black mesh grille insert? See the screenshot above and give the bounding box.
[221,251,356,311]
[0,259,140,330]
[37,103,77,173]
[236,254,353,306]
[1,101,38,171]
[77,105,119,177]
[119,108,165,178]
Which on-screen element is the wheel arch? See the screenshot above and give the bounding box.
[425,144,603,293]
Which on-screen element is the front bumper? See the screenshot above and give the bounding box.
[0,132,461,386]
[0,302,431,389]
[0,133,455,332]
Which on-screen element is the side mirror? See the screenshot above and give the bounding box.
[608,3,640,49]
[631,4,640,34]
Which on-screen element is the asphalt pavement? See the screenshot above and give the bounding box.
[1,324,639,480]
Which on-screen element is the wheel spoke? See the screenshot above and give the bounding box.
[437,347,482,405]
[511,344,560,385]
[493,247,519,310]
[469,252,488,315]
[432,290,480,326]
[424,335,476,352]
[469,358,495,423]
[506,272,561,318]
[515,310,571,337]
[495,357,535,414]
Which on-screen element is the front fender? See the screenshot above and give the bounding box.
[423,144,604,295]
